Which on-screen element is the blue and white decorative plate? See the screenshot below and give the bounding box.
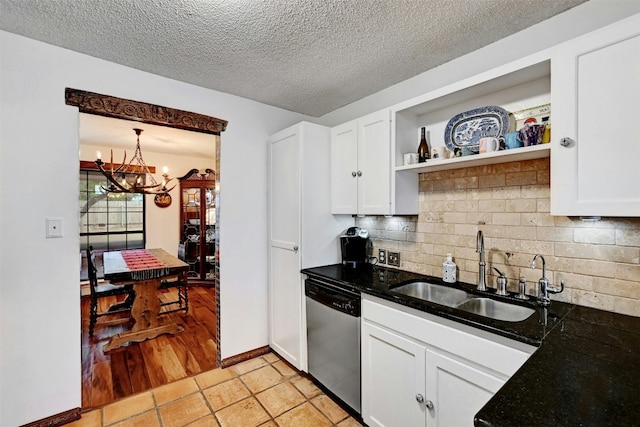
[444,106,510,153]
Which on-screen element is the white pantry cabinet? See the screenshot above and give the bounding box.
[268,122,352,371]
[550,14,640,216]
[361,294,535,427]
[331,109,417,215]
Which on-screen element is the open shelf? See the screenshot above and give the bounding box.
[392,55,552,177]
[395,144,550,173]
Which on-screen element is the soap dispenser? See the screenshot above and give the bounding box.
[442,254,457,283]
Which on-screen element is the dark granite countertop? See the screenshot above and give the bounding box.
[301,263,640,427]
[302,263,572,346]
[475,305,640,427]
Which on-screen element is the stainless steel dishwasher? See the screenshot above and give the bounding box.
[305,278,361,414]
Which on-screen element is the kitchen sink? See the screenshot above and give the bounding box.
[455,297,535,322]
[391,281,535,322]
[391,281,472,309]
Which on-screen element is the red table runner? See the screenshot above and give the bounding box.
[120,249,171,280]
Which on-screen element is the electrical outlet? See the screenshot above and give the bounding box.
[388,251,400,267]
[378,249,387,264]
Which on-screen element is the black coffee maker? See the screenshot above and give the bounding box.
[340,227,370,267]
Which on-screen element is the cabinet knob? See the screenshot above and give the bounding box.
[293,245,299,252]
[351,171,357,177]
[416,394,434,409]
[357,171,362,177]
[560,137,575,147]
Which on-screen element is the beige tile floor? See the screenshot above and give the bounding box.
[69,352,365,427]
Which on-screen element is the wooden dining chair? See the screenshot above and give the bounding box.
[159,270,189,315]
[86,247,136,336]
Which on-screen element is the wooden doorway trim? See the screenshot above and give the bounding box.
[67,87,226,372]
[65,88,228,134]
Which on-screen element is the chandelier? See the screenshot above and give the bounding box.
[95,128,175,195]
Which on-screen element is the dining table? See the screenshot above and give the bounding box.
[102,248,189,352]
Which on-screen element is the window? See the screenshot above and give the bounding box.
[79,170,145,252]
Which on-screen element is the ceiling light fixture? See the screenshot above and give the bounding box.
[95,128,175,195]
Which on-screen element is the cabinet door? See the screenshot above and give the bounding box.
[268,129,304,369]
[362,321,426,427]
[551,16,640,216]
[425,350,504,427]
[331,120,358,214]
[179,171,216,281]
[358,110,392,215]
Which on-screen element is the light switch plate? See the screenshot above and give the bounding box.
[46,217,63,238]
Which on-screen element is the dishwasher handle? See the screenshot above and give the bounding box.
[305,280,360,317]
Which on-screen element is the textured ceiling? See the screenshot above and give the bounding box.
[0,0,586,117]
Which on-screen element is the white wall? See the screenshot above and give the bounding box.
[0,31,307,426]
[317,0,640,127]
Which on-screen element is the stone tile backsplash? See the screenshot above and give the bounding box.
[356,158,640,317]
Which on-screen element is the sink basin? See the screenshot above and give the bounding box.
[455,298,535,322]
[391,281,535,323]
[391,281,472,308]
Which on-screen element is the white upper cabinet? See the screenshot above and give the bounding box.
[387,14,640,217]
[550,14,640,216]
[331,119,359,214]
[331,109,392,215]
[357,110,393,215]
[331,109,418,215]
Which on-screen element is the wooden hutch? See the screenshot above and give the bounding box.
[178,168,216,282]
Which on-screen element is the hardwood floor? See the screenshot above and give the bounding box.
[81,286,218,410]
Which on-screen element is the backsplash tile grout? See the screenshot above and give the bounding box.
[357,158,640,317]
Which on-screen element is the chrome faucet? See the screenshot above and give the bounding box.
[476,231,487,291]
[531,254,565,306]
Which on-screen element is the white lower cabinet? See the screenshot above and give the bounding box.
[361,294,536,427]
[425,350,504,427]
[362,322,426,427]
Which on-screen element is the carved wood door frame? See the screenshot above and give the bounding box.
[65,88,227,134]
[66,88,226,367]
